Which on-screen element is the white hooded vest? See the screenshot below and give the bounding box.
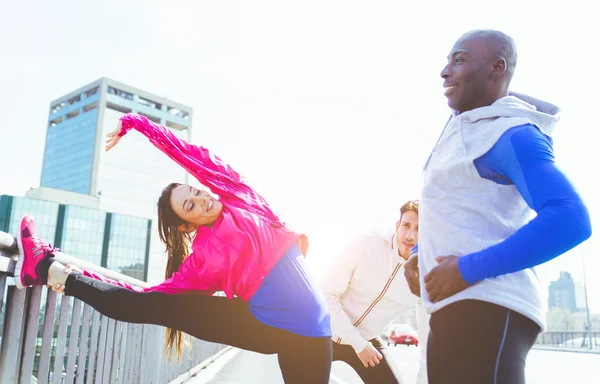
[419,92,560,330]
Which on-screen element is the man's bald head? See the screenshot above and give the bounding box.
[440,30,517,113]
[458,29,518,81]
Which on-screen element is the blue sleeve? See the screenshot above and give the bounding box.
[458,124,592,284]
[411,244,418,257]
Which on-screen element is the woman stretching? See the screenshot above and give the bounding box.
[14,113,332,383]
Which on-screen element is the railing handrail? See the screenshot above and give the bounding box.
[0,230,18,253]
[0,230,149,288]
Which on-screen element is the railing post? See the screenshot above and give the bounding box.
[101,318,117,383]
[87,310,102,381]
[38,290,58,384]
[52,296,71,383]
[95,315,109,383]
[19,286,44,384]
[75,304,92,384]
[65,299,82,384]
[138,325,153,383]
[132,324,143,383]
[140,326,163,383]
[0,286,28,384]
[0,273,7,323]
[0,250,16,275]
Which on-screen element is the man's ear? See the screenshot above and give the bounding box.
[491,58,507,80]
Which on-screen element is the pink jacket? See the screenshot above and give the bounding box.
[92,113,307,301]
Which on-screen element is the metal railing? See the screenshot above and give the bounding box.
[535,330,600,350]
[0,230,227,384]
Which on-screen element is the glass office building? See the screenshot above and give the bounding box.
[0,195,150,280]
[41,88,100,194]
[548,271,578,313]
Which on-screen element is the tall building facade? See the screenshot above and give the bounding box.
[0,193,150,281]
[37,78,193,283]
[548,271,578,313]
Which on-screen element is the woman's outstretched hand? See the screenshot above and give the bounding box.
[105,120,124,152]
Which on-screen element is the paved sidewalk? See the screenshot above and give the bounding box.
[184,346,421,383]
[184,346,600,383]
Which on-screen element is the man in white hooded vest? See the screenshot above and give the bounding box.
[404,30,592,384]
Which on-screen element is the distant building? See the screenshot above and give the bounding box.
[573,281,587,312]
[548,271,577,313]
[35,78,193,284]
[1,192,150,281]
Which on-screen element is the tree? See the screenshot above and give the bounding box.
[546,307,572,330]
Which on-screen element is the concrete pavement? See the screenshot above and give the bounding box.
[183,346,600,383]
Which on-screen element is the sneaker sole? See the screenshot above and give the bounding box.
[14,227,26,289]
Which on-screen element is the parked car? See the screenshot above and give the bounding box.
[387,324,419,347]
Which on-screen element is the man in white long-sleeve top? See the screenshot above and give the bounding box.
[321,200,428,384]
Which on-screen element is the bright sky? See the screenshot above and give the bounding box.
[1,0,598,311]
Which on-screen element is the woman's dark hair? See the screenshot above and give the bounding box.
[157,182,194,360]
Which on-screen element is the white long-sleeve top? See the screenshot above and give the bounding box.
[320,229,429,353]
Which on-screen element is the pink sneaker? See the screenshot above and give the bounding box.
[14,215,58,289]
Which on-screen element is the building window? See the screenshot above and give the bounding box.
[83,101,98,113]
[166,121,186,130]
[106,102,132,114]
[108,214,150,280]
[49,116,63,127]
[62,206,106,265]
[8,197,59,242]
[66,109,80,119]
[138,96,162,110]
[138,112,160,124]
[108,86,134,101]
[85,86,99,98]
[167,106,189,120]
[51,102,66,114]
[68,95,81,105]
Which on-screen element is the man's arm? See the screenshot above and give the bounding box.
[404,245,420,297]
[458,124,592,283]
[320,235,370,353]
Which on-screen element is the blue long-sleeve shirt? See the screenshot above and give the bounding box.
[457,124,592,284]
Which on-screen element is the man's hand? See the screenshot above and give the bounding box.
[357,342,383,368]
[404,254,420,297]
[424,256,471,303]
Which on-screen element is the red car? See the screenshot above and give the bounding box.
[387,324,419,347]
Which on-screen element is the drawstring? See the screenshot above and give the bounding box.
[458,117,468,155]
[390,234,395,274]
